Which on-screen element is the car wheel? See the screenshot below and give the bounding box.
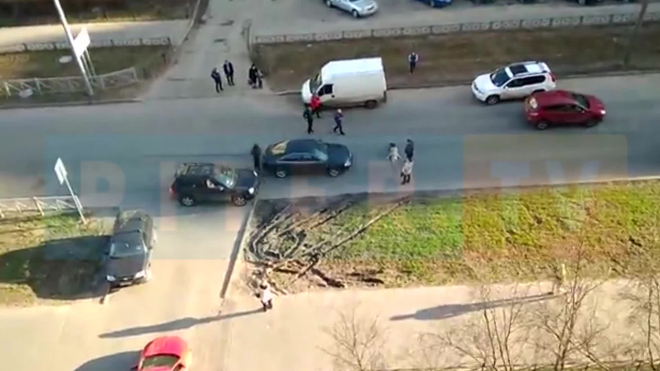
[485,95,500,105]
[328,168,341,177]
[585,119,600,128]
[365,100,377,109]
[325,0,332,6]
[351,9,359,18]
[179,195,195,207]
[275,168,288,178]
[232,195,248,206]
[536,121,549,130]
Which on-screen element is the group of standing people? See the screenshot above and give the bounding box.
[210,61,262,93]
[388,139,415,185]
[302,94,344,135]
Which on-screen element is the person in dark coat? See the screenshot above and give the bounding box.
[251,143,262,172]
[248,64,258,87]
[303,106,314,134]
[333,109,345,135]
[405,139,414,161]
[223,60,235,86]
[408,52,419,74]
[211,68,223,92]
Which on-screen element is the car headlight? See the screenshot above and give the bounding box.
[344,158,352,167]
[599,110,606,115]
[134,270,146,279]
[248,187,255,194]
[106,275,116,282]
[253,171,258,177]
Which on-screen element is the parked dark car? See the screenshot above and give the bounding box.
[263,139,353,178]
[105,210,156,288]
[414,0,451,8]
[524,90,606,130]
[169,163,259,207]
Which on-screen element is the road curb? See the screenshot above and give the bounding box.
[273,69,660,95]
[0,98,142,110]
[219,198,258,303]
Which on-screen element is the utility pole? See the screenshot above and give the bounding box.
[623,0,650,67]
[53,0,94,96]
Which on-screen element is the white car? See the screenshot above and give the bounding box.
[471,61,556,105]
[325,0,378,18]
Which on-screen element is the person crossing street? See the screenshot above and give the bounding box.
[310,94,322,118]
[303,106,314,134]
[333,109,345,135]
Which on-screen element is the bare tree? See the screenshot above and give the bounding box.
[322,306,388,371]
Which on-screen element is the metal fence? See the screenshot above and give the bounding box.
[0,196,78,218]
[0,67,138,96]
[252,11,660,44]
[0,36,171,54]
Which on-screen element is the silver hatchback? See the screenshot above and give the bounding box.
[325,0,378,18]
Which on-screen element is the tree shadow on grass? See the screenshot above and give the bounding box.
[74,350,139,371]
[0,235,110,304]
[99,308,263,338]
[390,293,556,321]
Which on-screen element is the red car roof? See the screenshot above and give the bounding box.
[533,90,577,107]
[143,336,188,358]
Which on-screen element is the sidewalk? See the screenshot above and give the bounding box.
[0,20,189,47]
[218,280,634,371]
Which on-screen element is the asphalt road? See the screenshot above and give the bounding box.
[0,73,659,371]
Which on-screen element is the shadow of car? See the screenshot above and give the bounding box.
[75,351,140,371]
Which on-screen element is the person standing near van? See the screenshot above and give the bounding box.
[408,52,419,74]
[303,106,314,134]
[333,109,345,135]
[404,139,414,161]
[211,68,223,92]
[310,94,322,118]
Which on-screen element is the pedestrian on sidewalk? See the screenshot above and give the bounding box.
[401,159,413,185]
[251,143,262,173]
[248,64,258,88]
[303,106,314,134]
[387,142,401,162]
[408,52,419,74]
[223,60,235,86]
[259,283,273,311]
[211,68,223,93]
[404,139,414,161]
[310,94,322,118]
[333,109,345,135]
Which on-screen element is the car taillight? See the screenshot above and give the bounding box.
[550,73,556,82]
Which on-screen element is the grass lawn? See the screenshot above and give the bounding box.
[0,45,170,80]
[252,24,660,91]
[0,213,108,306]
[253,181,660,290]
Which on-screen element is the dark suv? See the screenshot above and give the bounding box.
[105,210,156,288]
[169,163,259,207]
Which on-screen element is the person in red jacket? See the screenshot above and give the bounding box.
[310,94,322,118]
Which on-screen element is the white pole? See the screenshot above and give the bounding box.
[52,0,93,96]
[63,176,87,224]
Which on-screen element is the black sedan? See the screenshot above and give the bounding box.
[263,139,352,178]
[105,210,156,288]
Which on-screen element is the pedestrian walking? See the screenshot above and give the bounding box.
[223,60,235,86]
[248,64,258,88]
[256,69,264,89]
[303,106,314,134]
[408,52,419,74]
[401,159,414,185]
[211,68,223,92]
[251,143,262,172]
[333,109,345,135]
[310,94,322,118]
[549,263,567,295]
[404,139,414,161]
[259,283,273,311]
[387,142,401,162]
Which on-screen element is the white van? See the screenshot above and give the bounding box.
[301,58,387,109]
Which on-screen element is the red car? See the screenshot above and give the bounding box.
[524,90,606,130]
[132,336,192,371]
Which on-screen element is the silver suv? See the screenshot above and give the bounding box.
[325,0,378,18]
[471,61,556,105]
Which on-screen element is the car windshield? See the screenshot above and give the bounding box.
[571,93,590,108]
[490,68,511,87]
[309,73,322,94]
[142,354,179,369]
[109,232,143,257]
[313,147,329,161]
[214,166,237,188]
